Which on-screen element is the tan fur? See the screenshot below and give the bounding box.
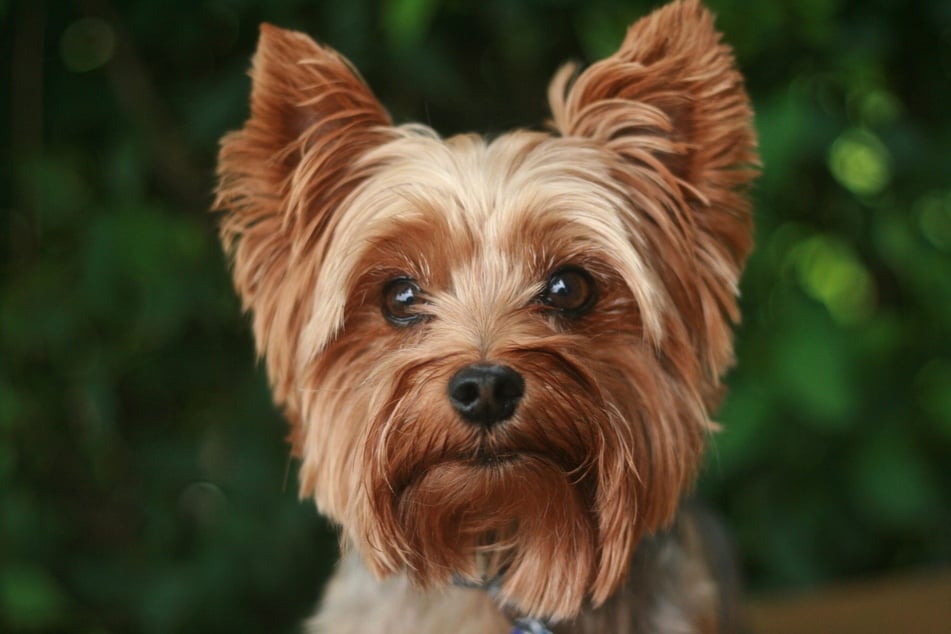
[214,0,757,631]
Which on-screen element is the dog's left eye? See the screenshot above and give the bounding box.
[540,267,596,316]
[382,278,426,326]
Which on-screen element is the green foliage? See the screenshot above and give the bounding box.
[1,0,949,630]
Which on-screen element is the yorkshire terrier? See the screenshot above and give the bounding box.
[214,0,757,631]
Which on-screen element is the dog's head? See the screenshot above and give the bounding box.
[215,0,756,620]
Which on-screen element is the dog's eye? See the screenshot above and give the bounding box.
[541,267,596,316]
[382,278,426,326]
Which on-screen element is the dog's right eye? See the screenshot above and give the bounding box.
[382,278,426,326]
[540,267,597,317]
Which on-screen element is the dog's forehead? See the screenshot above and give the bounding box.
[345,129,632,267]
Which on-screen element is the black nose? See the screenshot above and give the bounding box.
[448,364,525,428]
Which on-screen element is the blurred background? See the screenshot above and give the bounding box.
[1,0,949,631]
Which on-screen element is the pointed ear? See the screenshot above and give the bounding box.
[549,0,757,379]
[549,0,757,261]
[214,25,391,410]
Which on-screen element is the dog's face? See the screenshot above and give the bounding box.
[215,0,756,620]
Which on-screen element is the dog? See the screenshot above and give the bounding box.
[214,0,757,631]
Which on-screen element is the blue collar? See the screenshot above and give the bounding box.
[511,617,554,634]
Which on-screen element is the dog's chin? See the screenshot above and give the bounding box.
[396,453,585,541]
[367,453,601,618]
[467,448,536,468]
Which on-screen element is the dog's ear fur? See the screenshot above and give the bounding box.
[215,25,391,410]
[548,0,758,380]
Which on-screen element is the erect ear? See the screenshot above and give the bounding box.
[214,24,391,412]
[549,0,757,257]
[549,0,758,378]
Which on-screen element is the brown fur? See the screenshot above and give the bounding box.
[214,0,757,631]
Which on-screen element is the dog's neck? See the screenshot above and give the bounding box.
[307,509,733,633]
[451,575,553,633]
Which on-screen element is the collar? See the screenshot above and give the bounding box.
[452,575,554,634]
[511,617,554,634]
